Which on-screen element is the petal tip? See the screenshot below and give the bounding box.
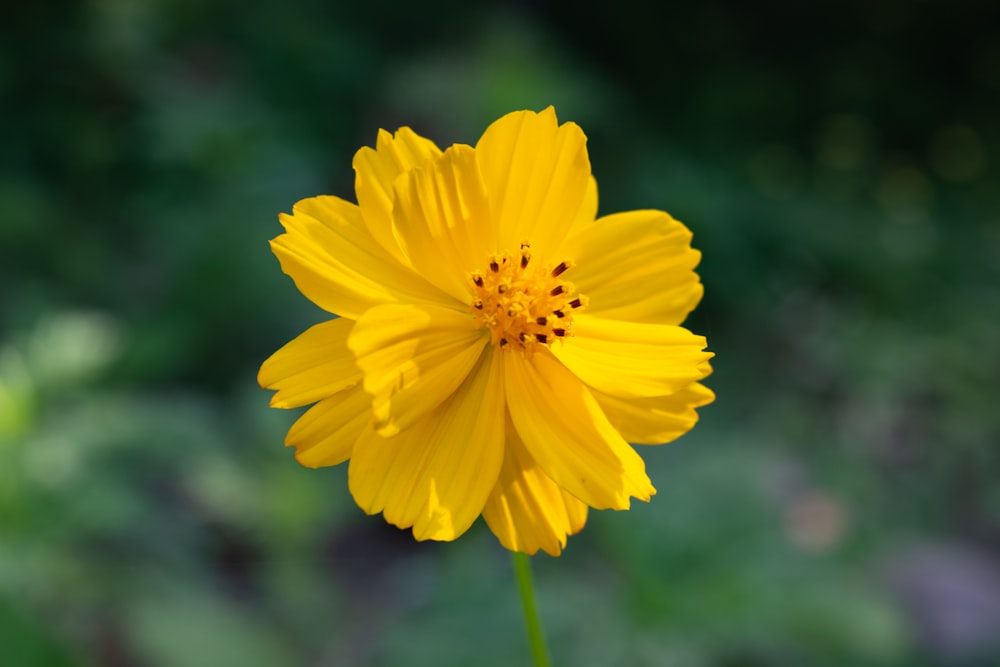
[292,449,321,468]
[374,420,400,438]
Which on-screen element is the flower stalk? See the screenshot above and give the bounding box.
[513,551,552,667]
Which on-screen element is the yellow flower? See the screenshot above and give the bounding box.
[259,108,714,556]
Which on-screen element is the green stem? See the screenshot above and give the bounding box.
[512,551,552,667]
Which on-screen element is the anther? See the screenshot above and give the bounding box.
[470,246,584,355]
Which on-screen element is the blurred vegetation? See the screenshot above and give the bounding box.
[2,1,999,666]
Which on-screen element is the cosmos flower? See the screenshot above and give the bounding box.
[259,107,713,556]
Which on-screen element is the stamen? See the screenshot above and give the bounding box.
[469,245,585,357]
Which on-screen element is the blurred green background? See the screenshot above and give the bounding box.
[2,1,999,665]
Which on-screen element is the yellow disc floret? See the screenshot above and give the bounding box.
[469,242,587,355]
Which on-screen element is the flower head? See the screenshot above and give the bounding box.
[259,108,713,555]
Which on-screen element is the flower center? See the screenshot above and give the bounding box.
[469,242,587,355]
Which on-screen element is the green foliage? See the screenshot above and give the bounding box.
[2,2,998,665]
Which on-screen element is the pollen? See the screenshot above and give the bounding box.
[468,242,587,355]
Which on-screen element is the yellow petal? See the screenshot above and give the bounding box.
[593,382,715,445]
[392,144,494,303]
[552,314,713,399]
[286,384,371,467]
[561,210,704,325]
[482,423,588,556]
[271,195,449,319]
[258,317,361,409]
[570,175,598,237]
[475,107,592,258]
[348,349,505,541]
[504,349,655,510]
[353,127,443,265]
[347,303,487,436]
